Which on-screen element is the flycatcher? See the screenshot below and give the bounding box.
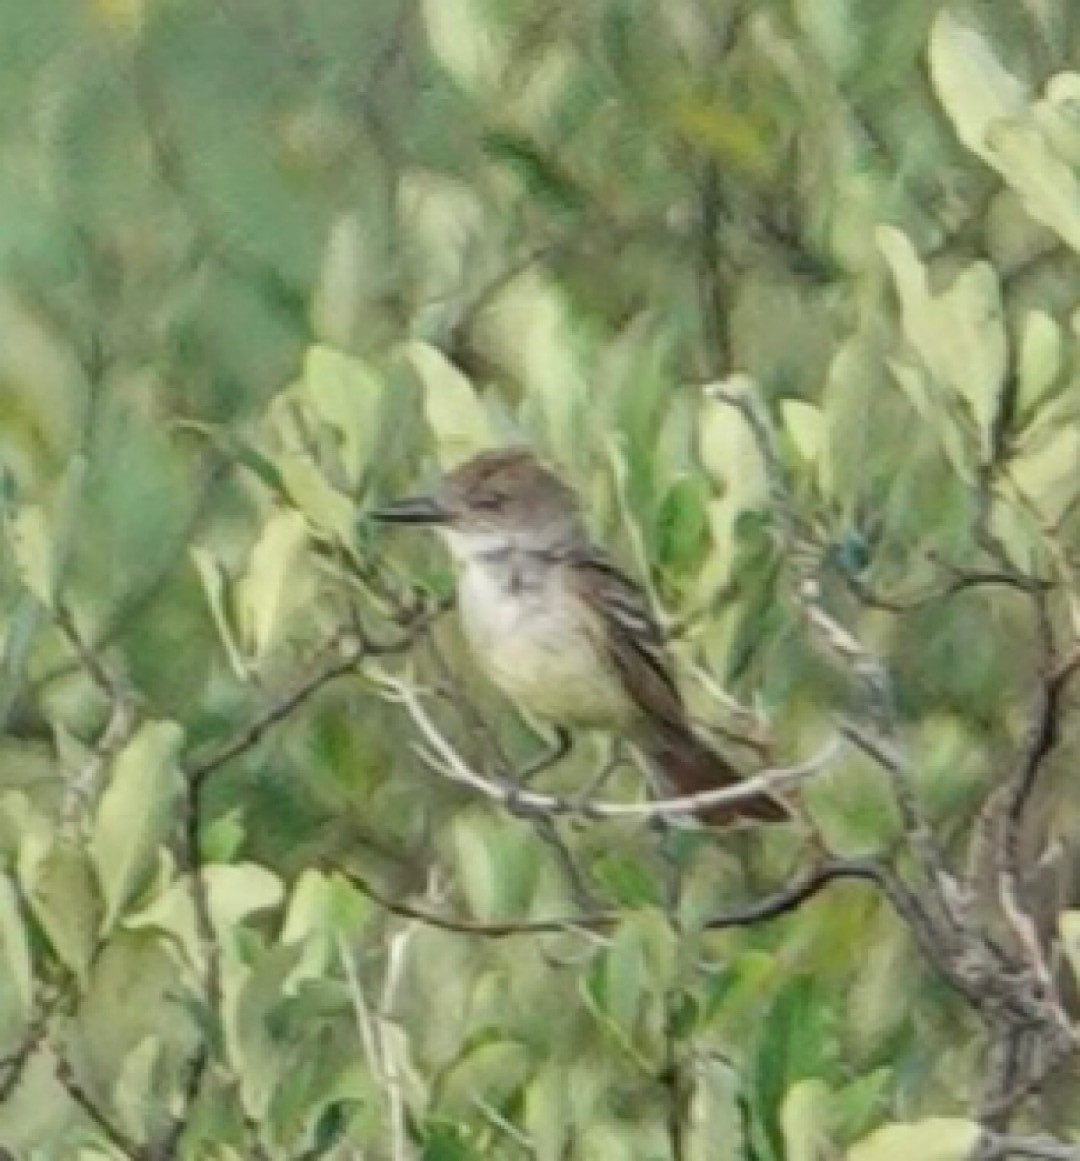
[374,448,787,825]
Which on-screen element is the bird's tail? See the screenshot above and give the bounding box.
[642,723,790,826]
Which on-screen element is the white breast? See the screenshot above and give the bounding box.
[455,552,631,728]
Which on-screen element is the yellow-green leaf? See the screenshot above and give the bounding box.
[847,1118,979,1161]
[238,508,311,662]
[90,720,184,933]
[405,339,493,467]
[302,344,384,486]
[191,546,248,680]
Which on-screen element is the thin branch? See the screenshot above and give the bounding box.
[0,991,56,1102]
[377,672,841,820]
[54,1046,146,1160]
[335,857,939,954]
[706,384,969,930]
[185,616,436,790]
[976,1132,1080,1161]
[165,614,436,1154]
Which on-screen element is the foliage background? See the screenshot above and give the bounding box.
[2,0,1080,1158]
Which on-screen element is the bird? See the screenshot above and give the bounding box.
[373,447,788,825]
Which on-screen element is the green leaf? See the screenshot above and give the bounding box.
[452,813,539,922]
[112,1036,161,1141]
[8,505,56,607]
[878,227,1005,458]
[1060,911,1080,986]
[277,451,357,544]
[124,863,284,972]
[699,378,769,512]
[782,398,825,465]
[986,118,1080,253]
[280,868,370,983]
[1017,310,1063,417]
[19,835,101,986]
[583,911,675,1057]
[191,546,249,680]
[0,873,32,1042]
[422,0,507,95]
[90,720,184,933]
[654,474,710,576]
[238,508,311,662]
[1008,424,1080,524]
[438,1039,532,1115]
[930,15,1080,252]
[847,1118,979,1161]
[524,1066,568,1161]
[302,344,384,486]
[405,340,493,467]
[928,11,1026,165]
[782,1077,835,1161]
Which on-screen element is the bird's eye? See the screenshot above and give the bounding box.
[472,494,503,512]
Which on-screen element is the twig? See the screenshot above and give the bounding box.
[975,1132,1080,1161]
[166,614,437,1153]
[54,1046,146,1160]
[707,385,969,930]
[185,616,437,790]
[0,991,56,1102]
[335,857,940,954]
[377,672,841,820]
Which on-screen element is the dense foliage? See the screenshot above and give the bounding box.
[2,1,1080,1158]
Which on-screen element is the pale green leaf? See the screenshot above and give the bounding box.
[782,1077,835,1161]
[277,451,357,544]
[405,339,493,467]
[279,868,369,986]
[207,863,285,935]
[782,398,825,465]
[1037,72,1080,165]
[1008,425,1080,523]
[847,1118,979,1161]
[18,835,100,986]
[820,334,880,504]
[439,1040,532,1115]
[1017,311,1063,417]
[302,344,384,485]
[191,546,248,680]
[986,118,1080,253]
[112,1037,161,1141]
[8,505,55,607]
[452,813,538,922]
[238,508,311,661]
[311,213,368,347]
[124,863,284,974]
[1058,910,1080,985]
[686,1055,744,1161]
[422,0,507,95]
[399,171,486,302]
[524,1067,569,1161]
[928,11,1027,165]
[878,227,1006,456]
[930,16,1080,252]
[0,874,32,1039]
[224,942,306,1119]
[699,377,769,511]
[90,720,184,933]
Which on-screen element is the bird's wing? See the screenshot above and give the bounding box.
[564,550,687,734]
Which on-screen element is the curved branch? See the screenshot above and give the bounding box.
[376,672,841,820]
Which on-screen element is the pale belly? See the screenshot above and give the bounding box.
[457,561,632,729]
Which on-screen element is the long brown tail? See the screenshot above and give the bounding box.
[642,724,790,826]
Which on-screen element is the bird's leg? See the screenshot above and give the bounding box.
[512,725,573,785]
[575,738,631,806]
[501,726,572,817]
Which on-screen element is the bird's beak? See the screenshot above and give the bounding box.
[371,495,450,525]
